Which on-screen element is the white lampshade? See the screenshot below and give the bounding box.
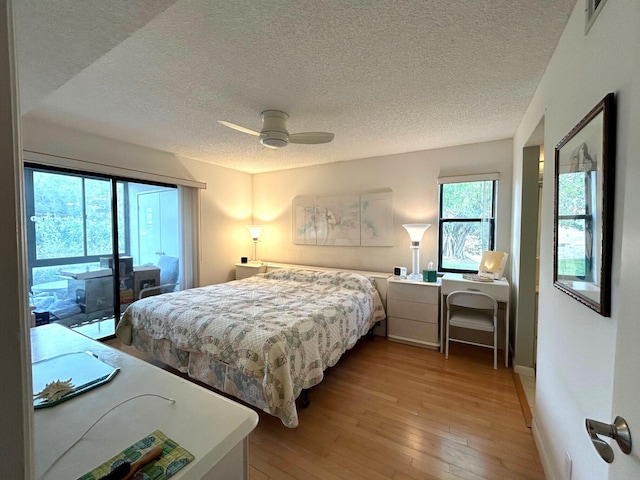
[246,225,263,241]
[402,224,430,245]
[402,223,431,280]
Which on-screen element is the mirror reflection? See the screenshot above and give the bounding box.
[553,92,614,316]
[556,141,601,303]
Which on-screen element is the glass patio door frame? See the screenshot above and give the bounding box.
[25,163,178,339]
[24,166,124,282]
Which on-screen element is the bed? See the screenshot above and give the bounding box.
[116,266,387,427]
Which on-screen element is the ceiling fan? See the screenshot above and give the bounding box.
[218,110,334,149]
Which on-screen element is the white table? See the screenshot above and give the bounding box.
[387,277,441,349]
[31,279,69,297]
[440,273,511,367]
[234,262,267,279]
[32,324,259,480]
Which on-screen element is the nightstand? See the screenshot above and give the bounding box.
[387,277,441,349]
[235,262,267,279]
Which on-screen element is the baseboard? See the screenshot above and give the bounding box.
[373,319,386,337]
[512,371,532,428]
[532,417,561,480]
[387,335,440,350]
[514,364,536,377]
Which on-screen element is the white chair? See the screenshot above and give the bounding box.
[139,256,180,299]
[445,290,498,369]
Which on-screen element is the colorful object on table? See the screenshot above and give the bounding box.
[97,445,163,480]
[422,262,437,282]
[78,430,194,480]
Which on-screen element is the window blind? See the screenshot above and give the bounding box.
[437,172,500,185]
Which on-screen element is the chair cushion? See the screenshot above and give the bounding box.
[156,256,179,288]
[449,306,495,332]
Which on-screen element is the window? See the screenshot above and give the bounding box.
[25,165,181,340]
[438,177,496,272]
[25,169,124,285]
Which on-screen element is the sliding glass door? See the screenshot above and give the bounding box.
[25,165,181,340]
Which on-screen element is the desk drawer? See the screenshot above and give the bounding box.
[441,281,509,302]
[388,283,439,303]
[387,299,438,323]
[235,264,267,279]
[388,317,439,344]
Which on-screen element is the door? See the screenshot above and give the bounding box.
[609,119,640,477]
[137,189,179,265]
[610,256,640,477]
[25,167,182,340]
[25,168,118,339]
[608,17,640,474]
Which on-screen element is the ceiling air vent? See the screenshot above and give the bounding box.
[585,0,609,34]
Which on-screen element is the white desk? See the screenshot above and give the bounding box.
[32,324,258,480]
[440,273,511,367]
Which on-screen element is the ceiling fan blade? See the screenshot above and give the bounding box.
[289,132,335,144]
[218,120,260,136]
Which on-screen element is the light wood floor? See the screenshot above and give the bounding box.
[106,337,544,480]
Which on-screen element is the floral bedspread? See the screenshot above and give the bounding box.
[116,269,386,427]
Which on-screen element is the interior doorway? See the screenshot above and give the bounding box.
[516,117,545,415]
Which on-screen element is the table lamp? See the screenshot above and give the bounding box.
[402,223,430,280]
[478,250,508,279]
[246,225,263,263]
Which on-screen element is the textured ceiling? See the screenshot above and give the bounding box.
[14,0,576,174]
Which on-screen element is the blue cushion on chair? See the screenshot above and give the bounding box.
[156,256,179,292]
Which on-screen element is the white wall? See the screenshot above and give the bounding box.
[1,1,33,477]
[176,157,253,285]
[252,139,513,275]
[511,144,541,373]
[21,118,254,286]
[513,1,639,478]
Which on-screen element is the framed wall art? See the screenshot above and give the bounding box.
[292,190,393,247]
[553,92,615,316]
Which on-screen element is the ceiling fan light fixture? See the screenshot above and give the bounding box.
[260,130,289,148]
[219,109,333,149]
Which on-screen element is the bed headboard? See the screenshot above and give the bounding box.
[262,262,391,336]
